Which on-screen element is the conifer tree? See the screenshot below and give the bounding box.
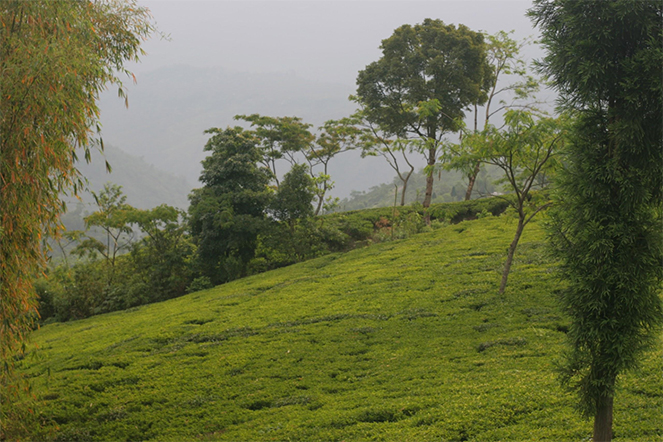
[530,2,663,440]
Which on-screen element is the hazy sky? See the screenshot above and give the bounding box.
[99,0,548,199]
[134,0,542,86]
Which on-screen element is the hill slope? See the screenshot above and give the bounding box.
[67,144,191,210]
[22,216,662,441]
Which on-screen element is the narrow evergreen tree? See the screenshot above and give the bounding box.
[530,2,663,441]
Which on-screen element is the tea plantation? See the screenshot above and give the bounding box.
[20,216,662,441]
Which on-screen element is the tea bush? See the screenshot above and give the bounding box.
[20,215,661,441]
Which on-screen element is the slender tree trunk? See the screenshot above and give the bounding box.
[593,394,613,442]
[422,147,436,224]
[400,177,408,206]
[464,162,481,200]
[400,167,414,206]
[499,216,525,295]
[314,194,324,216]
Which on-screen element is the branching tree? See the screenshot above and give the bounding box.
[463,31,540,200]
[307,118,363,215]
[353,102,418,206]
[234,114,314,187]
[530,2,663,441]
[355,18,489,222]
[462,110,564,294]
[0,1,152,437]
[75,184,136,284]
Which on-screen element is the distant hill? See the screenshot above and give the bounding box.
[67,144,190,211]
[97,65,398,198]
[336,165,504,212]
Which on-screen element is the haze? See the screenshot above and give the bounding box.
[98,0,545,199]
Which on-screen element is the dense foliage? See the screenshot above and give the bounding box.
[38,185,512,325]
[37,186,194,323]
[530,1,663,440]
[0,1,152,437]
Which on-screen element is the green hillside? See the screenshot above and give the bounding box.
[336,166,504,212]
[21,216,661,441]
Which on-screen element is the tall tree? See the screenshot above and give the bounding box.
[188,127,272,284]
[0,1,152,437]
[463,31,540,200]
[355,18,489,222]
[530,2,663,441]
[462,110,563,294]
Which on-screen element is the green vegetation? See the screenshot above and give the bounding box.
[5,4,660,440]
[19,216,662,441]
[355,19,489,214]
[0,1,153,437]
[336,166,503,212]
[458,110,564,294]
[531,1,663,439]
[41,185,511,325]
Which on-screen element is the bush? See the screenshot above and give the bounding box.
[186,276,214,294]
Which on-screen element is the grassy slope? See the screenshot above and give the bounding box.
[22,216,662,441]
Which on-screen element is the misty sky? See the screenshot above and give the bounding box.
[134,0,542,86]
[98,0,549,200]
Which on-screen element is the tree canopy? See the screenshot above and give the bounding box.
[188,127,273,284]
[0,1,153,436]
[355,18,489,217]
[530,1,663,440]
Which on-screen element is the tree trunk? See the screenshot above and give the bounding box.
[314,194,324,216]
[464,162,481,201]
[400,167,414,206]
[499,216,525,295]
[593,395,613,442]
[422,147,436,224]
[400,180,407,206]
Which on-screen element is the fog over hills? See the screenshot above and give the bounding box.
[97,65,402,200]
[72,144,191,210]
[93,1,545,203]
